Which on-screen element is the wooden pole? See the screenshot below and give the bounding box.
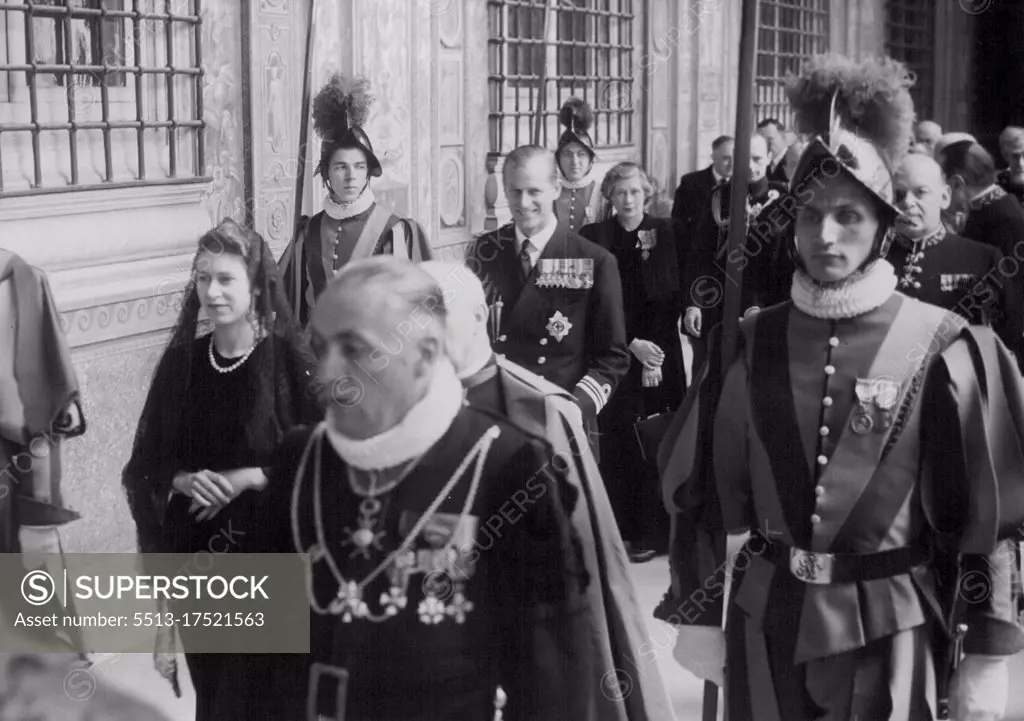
[719,0,760,378]
[293,0,317,234]
[532,0,553,145]
[704,2,760,720]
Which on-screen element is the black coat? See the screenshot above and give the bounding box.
[683,178,791,324]
[888,231,1023,357]
[579,215,686,415]
[468,224,630,421]
[963,191,1024,257]
[671,165,717,239]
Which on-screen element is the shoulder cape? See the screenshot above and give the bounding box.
[495,356,678,720]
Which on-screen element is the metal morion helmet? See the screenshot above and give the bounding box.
[785,53,916,263]
[556,96,597,162]
[313,73,383,179]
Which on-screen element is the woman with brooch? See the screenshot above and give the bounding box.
[121,219,321,720]
[279,73,433,328]
[662,53,1024,720]
[554,97,607,233]
[580,162,684,564]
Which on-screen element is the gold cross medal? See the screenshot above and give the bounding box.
[546,311,573,342]
[636,230,657,261]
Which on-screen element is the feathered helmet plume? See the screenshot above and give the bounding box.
[313,73,382,179]
[785,53,916,216]
[556,96,596,163]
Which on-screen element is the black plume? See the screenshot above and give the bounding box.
[559,96,594,133]
[312,74,375,141]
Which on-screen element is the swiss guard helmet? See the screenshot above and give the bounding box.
[313,73,383,183]
[785,54,916,268]
[556,96,597,163]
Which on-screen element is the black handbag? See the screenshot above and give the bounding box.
[633,408,676,464]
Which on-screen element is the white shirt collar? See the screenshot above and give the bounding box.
[711,167,728,185]
[514,217,558,256]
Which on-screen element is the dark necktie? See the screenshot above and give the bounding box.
[519,239,533,282]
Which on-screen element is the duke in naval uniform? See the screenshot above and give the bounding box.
[661,54,1024,721]
[468,145,630,439]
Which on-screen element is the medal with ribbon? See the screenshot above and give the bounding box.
[851,379,875,435]
[535,258,594,289]
[636,229,657,261]
[870,376,900,430]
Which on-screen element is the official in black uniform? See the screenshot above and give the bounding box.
[889,153,1023,356]
[938,139,1024,257]
[467,145,630,433]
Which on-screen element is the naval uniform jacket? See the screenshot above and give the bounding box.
[468,224,630,421]
[661,293,1024,668]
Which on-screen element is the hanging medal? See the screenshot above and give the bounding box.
[342,497,387,560]
[636,229,656,261]
[871,377,900,430]
[851,379,874,435]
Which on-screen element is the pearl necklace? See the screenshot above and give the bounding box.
[207,333,258,374]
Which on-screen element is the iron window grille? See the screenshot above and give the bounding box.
[885,0,934,120]
[487,0,635,155]
[754,0,829,129]
[0,0,205,197]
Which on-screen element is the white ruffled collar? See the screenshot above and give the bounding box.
[791,260,897,319]
[324,359,465,470]
[562,170,596,190]
[322,188,376,220]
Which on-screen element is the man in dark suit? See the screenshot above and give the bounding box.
[757,118,788,183]
[680,134,786,375]
[467,145,630,430]
[889,153,1022,357]
[671,135,733,242]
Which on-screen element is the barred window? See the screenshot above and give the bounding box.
[0,0,205,197]
[885,0,934,120]
[754,0,830,128]
[488,0,634,155]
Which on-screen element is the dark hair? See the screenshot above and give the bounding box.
[938,141,997,189]
[712,135,734,151]
[757,118,784,132]
[503,145,559,185]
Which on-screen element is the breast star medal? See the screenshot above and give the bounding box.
[546,311,573,342]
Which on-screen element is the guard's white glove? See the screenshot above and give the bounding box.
[683,307,702,337]
[673,625,726,687]
[949,654,1009,721]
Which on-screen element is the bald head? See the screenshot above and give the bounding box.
[419,260,491,377]
[1000,126,1024,181]
[894,153,951,239]
[913,121,942,157]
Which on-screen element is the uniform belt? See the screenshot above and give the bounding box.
[762,542,930,585]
